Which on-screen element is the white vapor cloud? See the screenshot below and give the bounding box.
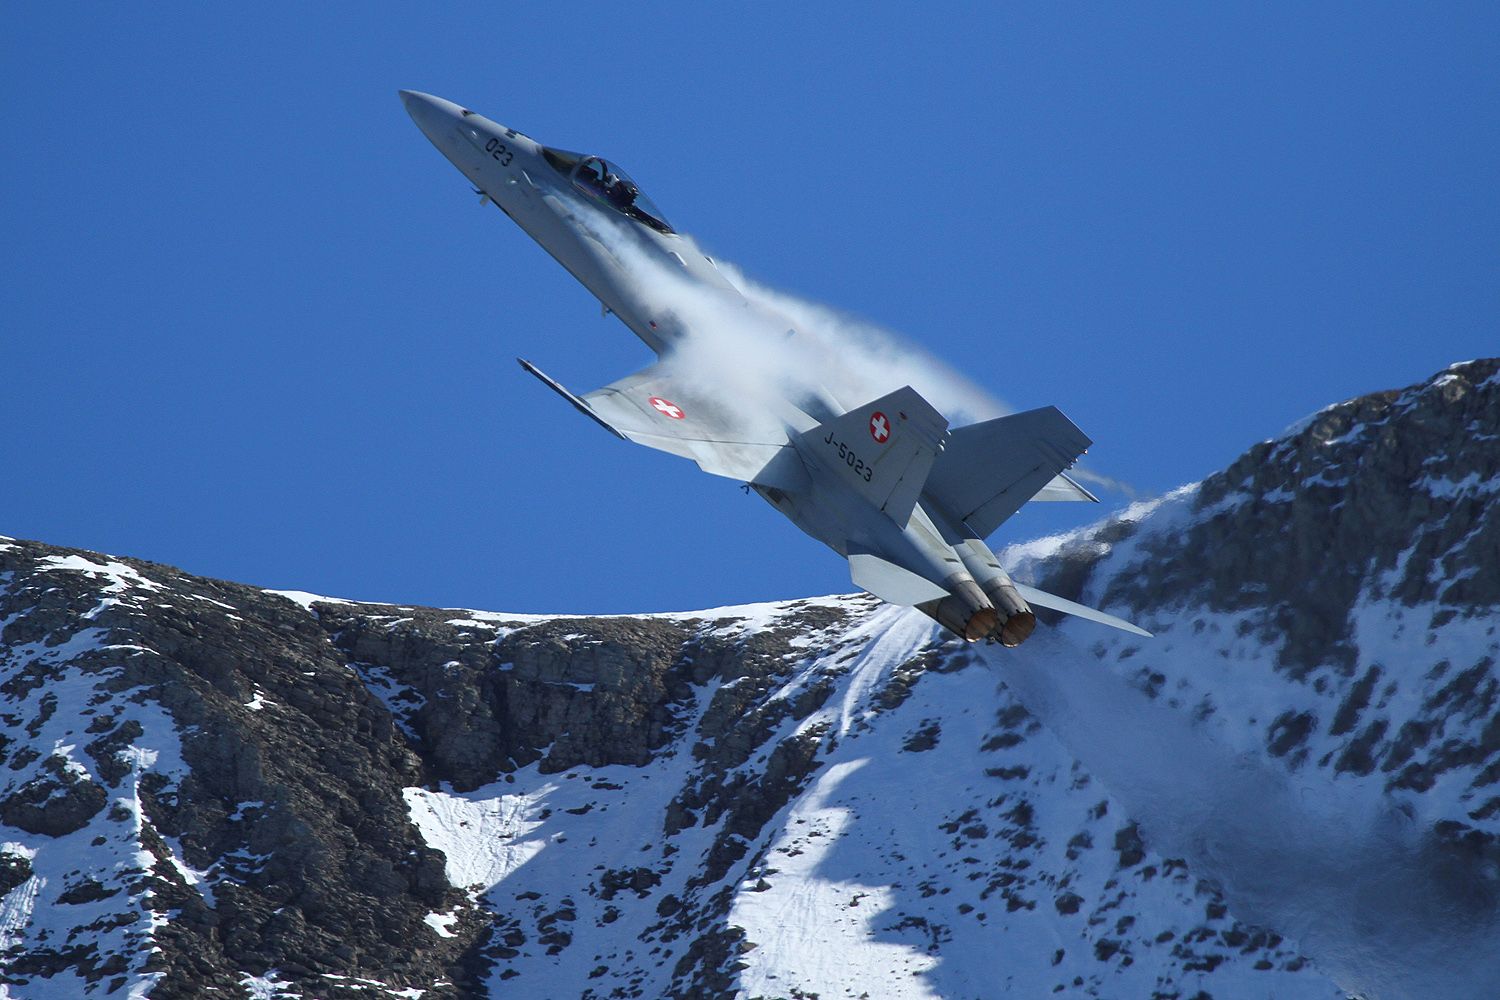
[991,632,1500,1000]
[717,260,1012,424]
[588,216,1011,426]
[577,215,1144,503]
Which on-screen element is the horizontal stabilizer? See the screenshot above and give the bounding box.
[849,552,949,606]
[1014,584,1152,638]
[1031,471,1099,503]
[924,407,1092,538]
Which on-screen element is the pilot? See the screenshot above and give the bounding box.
[604,173,638,210]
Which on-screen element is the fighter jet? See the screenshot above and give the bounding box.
[398,90,1149,645]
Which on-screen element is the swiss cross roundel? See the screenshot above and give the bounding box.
[649,396,685,420]
[869,411,891,443]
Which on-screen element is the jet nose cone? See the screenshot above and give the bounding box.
[399,89,462,139]
[398,89,438,122]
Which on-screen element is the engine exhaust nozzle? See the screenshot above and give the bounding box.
[951,540,1037,648]
[981,576,1035,647]
[915,573,997,643]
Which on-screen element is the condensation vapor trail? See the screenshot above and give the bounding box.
[715,261,1012,425]
[989,631,1500,1000]
[589,217,1147,500]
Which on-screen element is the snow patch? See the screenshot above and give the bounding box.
[423,910,459,938]
[240,971,299,999]
[444,618,498,630]
[160,831,217,907]
[38,554,163,593]
[187,593,238,611]
[264,589,355,612]
[1417,471,1498,498]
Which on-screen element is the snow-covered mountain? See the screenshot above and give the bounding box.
[1,359,1496,999]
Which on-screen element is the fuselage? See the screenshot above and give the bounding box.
[400,91,1035,644]
[400,91,737,356]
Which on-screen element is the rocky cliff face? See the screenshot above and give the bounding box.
[0,359,1495,1000]
[1034,357,1500,797]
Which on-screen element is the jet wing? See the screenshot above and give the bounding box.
[518,358,807,489]
[1031,471,1099,503]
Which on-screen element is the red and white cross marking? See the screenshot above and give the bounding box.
[869,410,891,443]
[649,396,685,419]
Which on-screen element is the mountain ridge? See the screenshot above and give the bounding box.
[1,358,1496,999]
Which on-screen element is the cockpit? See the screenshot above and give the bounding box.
[542,147,675,235]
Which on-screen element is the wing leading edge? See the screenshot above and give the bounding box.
[518,358,806,490]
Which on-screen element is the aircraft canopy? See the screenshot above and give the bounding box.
[543,148,675,235]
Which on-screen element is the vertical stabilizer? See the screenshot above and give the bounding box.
[923,406,1092,537]
[792,386,948,527]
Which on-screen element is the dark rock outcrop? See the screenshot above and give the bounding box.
[0,536,872,998]
[1,753,107,836]
[1039,360,1500,676]
[0,541,473,997]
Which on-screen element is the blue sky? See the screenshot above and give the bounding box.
[4,5,1496,614]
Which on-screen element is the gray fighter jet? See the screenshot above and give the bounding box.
[399,91,1148,645]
